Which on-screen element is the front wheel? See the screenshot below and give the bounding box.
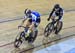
[14,31,25,48]
[14,38,22,48]
[44,22,54,37]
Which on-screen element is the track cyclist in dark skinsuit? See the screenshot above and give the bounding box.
[47,4,64,22]
[47,4,64,34]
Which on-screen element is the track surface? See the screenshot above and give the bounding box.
[0,12,75,53]
[0,0,75,53]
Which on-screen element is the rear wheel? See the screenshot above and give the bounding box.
[55,21,63,34]
[28,30,38,43]
[44,22,54,37]
[32,30,38,42]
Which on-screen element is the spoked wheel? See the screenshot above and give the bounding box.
[44,22,54,37]
[32,30,38,42]
[14,31,25,48]
[55,21,63,34]
[14,38,22,48]
[28,30,38,43]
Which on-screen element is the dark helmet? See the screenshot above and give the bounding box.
[24,8,31,15]
[54,4,60,9]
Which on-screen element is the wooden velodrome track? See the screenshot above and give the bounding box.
[0,0,75,53]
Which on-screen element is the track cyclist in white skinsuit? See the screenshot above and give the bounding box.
[19,9,41,42]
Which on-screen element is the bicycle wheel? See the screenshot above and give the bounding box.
[55,21,63,34]
[44,22,53,37]
[14,31,25,48]
[28,30,38,43]
[32,30,38,42]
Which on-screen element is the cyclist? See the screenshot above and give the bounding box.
[47,4,64,34]
[19,9,41,42]
[47,4,64,22]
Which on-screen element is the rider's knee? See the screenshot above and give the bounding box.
[25,20,32,27]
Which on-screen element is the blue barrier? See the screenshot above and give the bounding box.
[35,38,75,53]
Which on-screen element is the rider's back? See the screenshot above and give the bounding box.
[55,8,63,16]
[32,11,40,18]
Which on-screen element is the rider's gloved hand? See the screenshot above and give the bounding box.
[47,18,50,21]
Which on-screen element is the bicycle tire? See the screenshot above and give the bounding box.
[28,30,38,43]
[32,30,38,42]
[44,22,53,37]
[14,31,25,48]
[14,38,22,48]
[55,21,63,34]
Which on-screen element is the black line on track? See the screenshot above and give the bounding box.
[0,9,75,23]
[19,34,75,53]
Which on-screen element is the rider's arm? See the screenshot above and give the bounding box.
[20,16,27,26]
[48,8,55,21]
[20,19,25,26]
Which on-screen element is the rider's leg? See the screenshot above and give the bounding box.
[24,18,32,38]
[28,23,40,43]
[24,18,31,27]
[27,22,36,43]
[51,13,57,31]
[56,17,63,29]
[51,12,56,24]
[28,18,40,33]
[28,18,40,43]
[55,17,63,34]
